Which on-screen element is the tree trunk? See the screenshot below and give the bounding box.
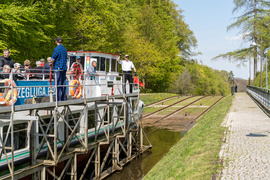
[254,0,258,83]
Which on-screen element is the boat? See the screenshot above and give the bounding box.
[0,51,147,179]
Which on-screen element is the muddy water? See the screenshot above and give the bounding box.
[106,127,183,180]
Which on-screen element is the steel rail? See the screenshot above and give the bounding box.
[144,96,223,135]
[142,96,194,119]
[155,96,206,123]
[188,96,224,125]
[144,96,179,107]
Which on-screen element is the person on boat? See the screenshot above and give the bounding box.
[0,65,12,79]
[32,61,43,73]
[30,61,43,79]
[0,49,14,69]
[86,60,99,80]
[40,58,45,67]
[117,54,137,94]
[71,56,83,80]
[12,63,21,73]
[51,37,67,101]
[42,57,54,74]
[22,60,31,73]
[12,63,25,80]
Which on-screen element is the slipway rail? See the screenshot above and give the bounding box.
[143,96,193,118]
[142,96,224,133]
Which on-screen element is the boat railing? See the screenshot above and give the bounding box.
[0,69,141,107]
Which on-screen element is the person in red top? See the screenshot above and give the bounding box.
[40,59,45,67]
[71,56,83,80]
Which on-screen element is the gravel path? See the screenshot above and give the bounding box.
[220,93,270,179]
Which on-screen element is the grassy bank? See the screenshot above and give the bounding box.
[144,95,234,180]
[140,93,178,105]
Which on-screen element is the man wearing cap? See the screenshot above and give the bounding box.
[117,54,137,94]
[51,37,68,101]
[71,56,83,80]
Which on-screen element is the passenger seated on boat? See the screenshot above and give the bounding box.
[40,58,45,67]
[21,59,32,73]
[12,63,21,73]
[42,57,54,79]
[12,63,25,80]
[0,65,17,80]
[21,59,33,79]
[30,61,43,79]
[86,60,99,80]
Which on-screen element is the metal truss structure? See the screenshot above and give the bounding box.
[0,93,152,180]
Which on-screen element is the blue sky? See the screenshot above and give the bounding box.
[174,0,252,79]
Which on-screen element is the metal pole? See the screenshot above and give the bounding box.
[249,52,251,84]
[266,50,268,89]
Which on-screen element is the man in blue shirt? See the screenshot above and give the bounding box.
[51,37,67,101]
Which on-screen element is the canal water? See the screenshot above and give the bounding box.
[106,126,183,180]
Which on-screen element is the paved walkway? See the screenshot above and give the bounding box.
[220,93,270,179]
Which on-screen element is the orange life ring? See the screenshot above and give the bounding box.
[69,80,82,99]
[0,79,18,106]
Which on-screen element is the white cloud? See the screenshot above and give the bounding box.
[225,35,242,41]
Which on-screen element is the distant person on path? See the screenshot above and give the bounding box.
[86,60,99,80]
[0,49,14,69]
[235,84,238,93]
[51,37,67,101]
[117,54,136,94]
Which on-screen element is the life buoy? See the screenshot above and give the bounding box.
[69,80,82,99]
[0,79,18,106]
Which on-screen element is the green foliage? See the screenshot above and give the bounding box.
[169,60,231,96]
[0,3,53,64]
[0,0,230,94]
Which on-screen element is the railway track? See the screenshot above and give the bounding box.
[151,96,206,124]
[145,96,179,107]
[143,96,193,118]
[188,96,224,125]
[142,96,224,133]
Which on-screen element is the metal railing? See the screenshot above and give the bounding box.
[246,85,270,109]
[0,69,148,180]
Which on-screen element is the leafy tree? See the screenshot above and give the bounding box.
[0,3,53,63]
[213,0,270,81]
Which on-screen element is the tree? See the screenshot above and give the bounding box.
[213,0,270,81]
[0,3,53,63]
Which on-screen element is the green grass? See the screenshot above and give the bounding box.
[140,93,178,105]
[144,95,233,180]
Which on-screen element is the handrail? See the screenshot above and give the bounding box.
[0,70,141,107]
[246,85,270,109]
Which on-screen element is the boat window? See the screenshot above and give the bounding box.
[69,56,85,70]
[91,56,100,71]
[106,58,110,72]
[100,57,106,71]
[111,59,116,72]
[3,123,28,151]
